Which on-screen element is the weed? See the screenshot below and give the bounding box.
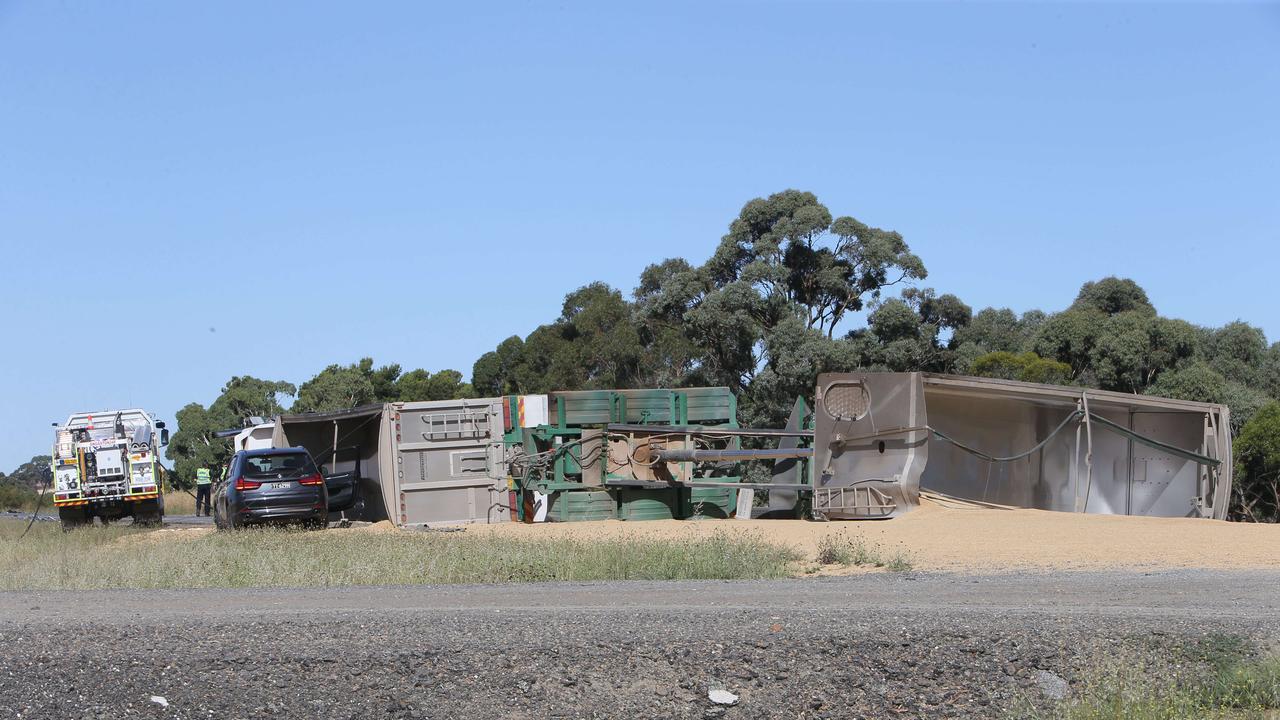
[815,532,913,571]
[1019,637,1280,720]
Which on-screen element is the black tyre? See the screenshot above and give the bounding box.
[132,498,164,527]
[58,507,89,531]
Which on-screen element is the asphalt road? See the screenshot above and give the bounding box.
[163,514,213,527]
[0,511,213,526]
[2,571,1278,719]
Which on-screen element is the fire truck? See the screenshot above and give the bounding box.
[50,409,169,529]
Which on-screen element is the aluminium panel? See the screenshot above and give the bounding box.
[812,372,1232,520]
[393,397,509,526]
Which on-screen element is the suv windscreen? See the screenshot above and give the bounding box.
[239,452,318,480]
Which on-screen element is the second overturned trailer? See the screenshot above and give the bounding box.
[812,372,1233,520]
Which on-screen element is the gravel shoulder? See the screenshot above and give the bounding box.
[3,571,1278,719]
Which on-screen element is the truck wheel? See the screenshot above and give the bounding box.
[133,499,164,527]
[59,507,89,531]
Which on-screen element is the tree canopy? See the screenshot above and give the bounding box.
[473,190,933,425]
[291,358,474,413]
[1233,402,1280,522]
[165,376,296,486]
[2,455,52,491]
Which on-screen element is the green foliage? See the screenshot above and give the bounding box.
[1146,362,1270,433]
[1264,343,1280,399]
[0,481,39,511]
[953,307,1040,353]
[166,402,224,489]
[707,187,926,340]
[1031,307,1105,381]
[1070,276,1156,316]
[971,351,1072,385]
[867,298,922,342]
[366,361,402,403]
[710,188,933,420]
[6,455,52,490]
[1232,402,1280,523]
[215,376,296,420]
[395,368,473,403]
[472,284,656,396]
[1089,314,1197,393]
[471,336,528,396]
[856,288,971,373]
[292,360,378,412]
[1030,280,1198,393]
[1145,361,1226,403]
[951,341,987,375]
[291,358,472,411]
[1205,321,1269,387]
[748,316,859,424]
[166,376,295,487]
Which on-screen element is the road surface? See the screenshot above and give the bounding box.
[2,571,1278,719]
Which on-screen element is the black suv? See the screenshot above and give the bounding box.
[213,447,340,529]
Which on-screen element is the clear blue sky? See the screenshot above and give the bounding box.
[1,2,1277,470]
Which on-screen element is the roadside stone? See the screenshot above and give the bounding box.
[1034,670,1069,701]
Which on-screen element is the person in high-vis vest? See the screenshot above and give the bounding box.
[195,467,212,516]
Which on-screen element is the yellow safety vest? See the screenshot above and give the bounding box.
[195,468,212,485]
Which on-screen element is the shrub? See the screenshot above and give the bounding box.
[1232,401,1280,523]
[971,351,1072,385]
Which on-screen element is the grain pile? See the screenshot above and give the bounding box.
[466,497,1280,572]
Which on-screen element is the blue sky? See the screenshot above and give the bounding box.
[1,1,1277,470]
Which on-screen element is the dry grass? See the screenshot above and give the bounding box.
[0,518,802,590]
[162,490,196,515]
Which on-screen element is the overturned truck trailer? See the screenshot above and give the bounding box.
[812,373,1233,521]
[273,398,512,526]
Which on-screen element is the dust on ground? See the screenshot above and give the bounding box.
[465,496,1280,572]
[344,519,398,534]
[111,526,213,547]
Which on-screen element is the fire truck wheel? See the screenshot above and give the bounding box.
[133,499,164,527]
[58,507,89,531]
